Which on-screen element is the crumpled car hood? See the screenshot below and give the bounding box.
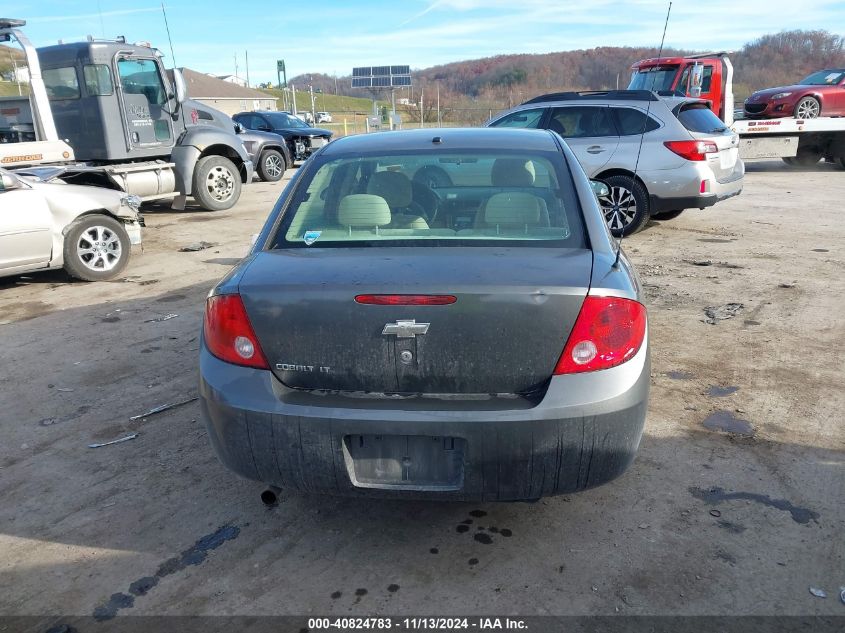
[23,177,139,221]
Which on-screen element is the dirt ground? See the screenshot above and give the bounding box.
[0,160,843,626]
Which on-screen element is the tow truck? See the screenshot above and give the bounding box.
[629,53,845,167]
[0,18,253,210]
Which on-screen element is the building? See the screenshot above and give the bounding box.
[173,68,276,115]
[214,74,248,88]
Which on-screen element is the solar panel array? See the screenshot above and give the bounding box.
[351,66,412,89]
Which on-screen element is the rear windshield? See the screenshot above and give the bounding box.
[675,104,728,133]
[270,150,586,249]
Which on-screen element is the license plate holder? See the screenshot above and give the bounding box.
[343,434,465,490]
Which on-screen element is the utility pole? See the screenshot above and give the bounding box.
[309,84,316,121]
[420,89,424,129]
[291,83,297,115]
[245,50,250,87]
[234,53,238,80]
[436,83,441,127]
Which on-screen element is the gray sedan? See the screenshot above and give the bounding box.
[199,128,649,501]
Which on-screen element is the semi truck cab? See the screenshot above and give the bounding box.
[0,18,253,211]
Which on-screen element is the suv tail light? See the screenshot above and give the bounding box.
[554,296,647,374]
[203,294,269,369]
[663,140,718,161]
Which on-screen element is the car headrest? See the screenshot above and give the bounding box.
[338,194,392,227]
[367,170,413,208]
[483,192,549,226]
[548,119,566,136]
[491,159,536,187]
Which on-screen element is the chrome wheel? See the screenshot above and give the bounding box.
[263,153,284,179]
[76,225,122,272]
[795,97,820,119]
[599,186,638,232]
[205,164,236,202]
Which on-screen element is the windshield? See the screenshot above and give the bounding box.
[271,150,585,248]
[264,112,310,128]
[800,70,845,86]
[628,66,680,92]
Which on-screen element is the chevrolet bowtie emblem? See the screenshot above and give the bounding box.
[382,319,430,338]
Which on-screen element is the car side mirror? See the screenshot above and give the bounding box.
[0,172,21,192]
[590,180,610,197]
[172,68,187,105]
[233,122,245,134]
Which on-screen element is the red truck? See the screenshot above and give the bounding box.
[629,54,845,167]
[629,53,735,124]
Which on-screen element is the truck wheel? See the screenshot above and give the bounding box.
[794,96,820,119]
[193,155,242,211]
[782,150,821,167]
[836,157,845,170]
[63,214,131,281]
[598,175,651,237]
[652,209,684,221]
[257,149,286,182]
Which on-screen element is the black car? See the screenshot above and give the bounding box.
[233,111,332,163]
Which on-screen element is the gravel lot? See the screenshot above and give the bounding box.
[0,161,842,625]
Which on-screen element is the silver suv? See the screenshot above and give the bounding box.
[487,91,744,236]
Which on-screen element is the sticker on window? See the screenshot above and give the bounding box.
[303,230,322,245]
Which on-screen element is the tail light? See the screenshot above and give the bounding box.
[554,296,647,374]
[663,140,718,161]
[355,294,457,305]
[203,294,269,369]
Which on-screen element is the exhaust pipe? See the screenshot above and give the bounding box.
[261,486,281,506]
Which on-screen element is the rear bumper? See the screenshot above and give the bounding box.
[199,342,650,501]
[646,159,744,213]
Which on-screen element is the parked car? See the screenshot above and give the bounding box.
[486,90,744,236]
[199,127,650,502]
[744,69,845,119]
[316,111,333,124]
[296,111,315,125]
[234,124,292,182]
[233,111,332,163]
[0,168,142,281]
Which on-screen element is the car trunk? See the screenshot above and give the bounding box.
[238,247,592,396]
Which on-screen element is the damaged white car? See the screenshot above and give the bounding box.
[0,168,143,281]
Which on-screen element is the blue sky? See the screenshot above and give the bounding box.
[15,0,845,84]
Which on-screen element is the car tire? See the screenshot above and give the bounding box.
[63,214,131,281]
[599,175,651,237]
[794,96,820,119]
[192,155,242,211]
[652,209,684,221]
[257,149,286,182]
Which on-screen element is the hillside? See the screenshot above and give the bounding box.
[258,87,385,113]
[288,29,845,120]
